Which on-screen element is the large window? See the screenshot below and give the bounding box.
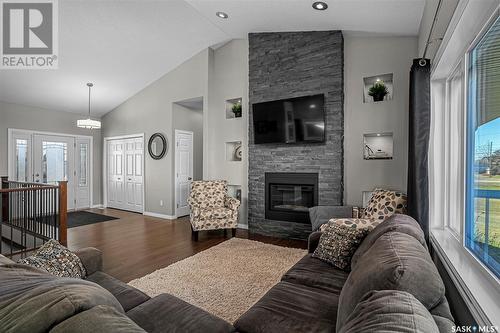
[466,16,500,278]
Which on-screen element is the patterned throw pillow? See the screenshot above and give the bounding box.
[313,223,370,271]
[362,189,407,221]
[18,239,86,278]
[319,218,381,232]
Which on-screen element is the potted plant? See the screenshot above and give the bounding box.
[368,81,389,102]
[231,101,242,118]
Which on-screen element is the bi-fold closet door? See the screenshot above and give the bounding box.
[107,137,144,213]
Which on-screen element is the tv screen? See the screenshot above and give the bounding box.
[252,94,325,144]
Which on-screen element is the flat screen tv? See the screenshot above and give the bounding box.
[252,94,325,144]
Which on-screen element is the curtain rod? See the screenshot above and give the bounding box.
[420,0,444,66]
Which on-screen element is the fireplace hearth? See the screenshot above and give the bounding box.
[265,173,318,224]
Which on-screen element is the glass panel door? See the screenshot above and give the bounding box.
[33,135,75,210]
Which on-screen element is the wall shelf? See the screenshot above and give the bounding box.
[225,141,242,161]
[225,98,243,119]
[228,184,242,201]
[363,73,394,103]
[363,132,393,160]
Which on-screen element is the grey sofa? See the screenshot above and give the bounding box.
[0,248,235,333]
[234,214,455,333]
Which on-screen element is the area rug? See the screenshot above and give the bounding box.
[67,211,118,228]
[128,238,306,323]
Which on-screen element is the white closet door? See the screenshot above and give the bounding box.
[124,138,143,212]
[106,137,143,213]
[107,140,125,209]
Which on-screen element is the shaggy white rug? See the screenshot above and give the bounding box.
[128,238,306,323]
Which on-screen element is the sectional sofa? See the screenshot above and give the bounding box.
[0,214,454,332]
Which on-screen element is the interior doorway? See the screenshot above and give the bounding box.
[173,97,203,218]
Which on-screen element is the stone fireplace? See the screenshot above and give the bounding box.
[248,31,344,239]
[265,173,318,224]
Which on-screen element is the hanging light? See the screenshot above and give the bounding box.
[77,82,101,129]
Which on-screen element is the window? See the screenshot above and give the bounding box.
[466,16,500,278]
[446,64,465,236]
[79,143,88,186]
[15,139,28,182]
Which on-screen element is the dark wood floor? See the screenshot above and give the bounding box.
[68,208,306,282]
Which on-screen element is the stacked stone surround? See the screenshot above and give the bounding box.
[248,31,344,240]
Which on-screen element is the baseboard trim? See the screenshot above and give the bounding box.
[143,211,177,220]
[237,223,249,230]
[91,204,104,209]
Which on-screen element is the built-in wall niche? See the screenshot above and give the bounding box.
[363,133,393,160]
[225,98,243,119]
[363,73,393,103]
[225,141,243,161]
[228,184,242,201]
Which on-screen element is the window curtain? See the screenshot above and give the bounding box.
[408,58,431,244]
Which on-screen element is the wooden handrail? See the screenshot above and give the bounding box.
[0,186,59,193]
[1,176,68,252]
[58,180,68,246]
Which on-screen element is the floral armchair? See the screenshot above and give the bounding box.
[187,180,240,241]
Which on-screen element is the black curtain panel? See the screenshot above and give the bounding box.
[408,58,431,244]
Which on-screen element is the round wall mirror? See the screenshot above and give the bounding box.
[148,133,167,160]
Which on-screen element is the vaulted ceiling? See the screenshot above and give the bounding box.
[0,0,425,116]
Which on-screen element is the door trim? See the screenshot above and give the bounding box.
[7,128,94,210]
[174,129,194,218]
[103,133,145,212]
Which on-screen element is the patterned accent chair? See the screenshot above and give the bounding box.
[187,180,240,241]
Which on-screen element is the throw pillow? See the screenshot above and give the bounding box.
[319,218,381,232]
[313,223,370,271]
[17,239,86,278]
[363,189,407,221]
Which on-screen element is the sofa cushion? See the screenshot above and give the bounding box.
[351,214,426,269]
[0,263,123,333]
[234,281,339,333]
[313,223,369,271]
[319,217,380,231]
[189,180,227,209]
[17,239,86,278]
[308,205,353,231]
[429,298,455,333]
[127,293,235,333]
[336,231,445,330]
[362,189,407,221]
[199,207,233,219]
[282,254,349,294]
[338,290,439,333]
[86,271,150,312]
[50,305,146,333]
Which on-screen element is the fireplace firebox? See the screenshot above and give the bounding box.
[265,173,318,224]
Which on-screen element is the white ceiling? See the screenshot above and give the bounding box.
[0,0,425,116]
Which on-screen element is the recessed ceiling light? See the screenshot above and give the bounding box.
[216,11,228,19]
[312,2,328,10]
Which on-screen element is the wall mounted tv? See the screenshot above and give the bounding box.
[252,94,325,144]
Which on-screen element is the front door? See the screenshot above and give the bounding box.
[175,130,193,217]
[33,134,76,210]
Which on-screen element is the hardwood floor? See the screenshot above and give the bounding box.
[68,208,307,282]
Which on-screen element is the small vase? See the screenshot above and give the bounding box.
[373,94,385,102]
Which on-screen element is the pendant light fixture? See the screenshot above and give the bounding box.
[77,82,101,129]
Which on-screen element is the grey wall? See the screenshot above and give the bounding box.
[102,49,209,216]
[206,39,249,227]
[172,103,203,181]
[0,101,102,205]
[344,36,417,206]
[248,31,344,239]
